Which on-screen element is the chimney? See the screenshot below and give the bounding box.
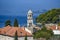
[23,27,25,30]
[22,26,25,30]
[56,25,58,30]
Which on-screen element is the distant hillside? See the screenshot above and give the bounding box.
[36,9,60,23]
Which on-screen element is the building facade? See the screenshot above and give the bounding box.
[27,10,34,33]
[0,26,33,40]
[27,10,33,27]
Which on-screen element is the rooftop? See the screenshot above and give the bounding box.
[28,10,32,14]
[0,25,32,37]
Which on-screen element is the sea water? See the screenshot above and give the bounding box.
[0,15,37,28]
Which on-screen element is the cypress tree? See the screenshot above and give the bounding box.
[14,31,18,40]
[5,20,11,26]
[25,35,27,40]
[14,18,18,27]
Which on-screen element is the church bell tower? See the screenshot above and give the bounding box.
[27,10,33,27]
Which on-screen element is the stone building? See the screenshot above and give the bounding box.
[27,10,34,33]
[46,25,60,40]
[27,10,33,27]
[27,10,41,33]
[0,25,33,40]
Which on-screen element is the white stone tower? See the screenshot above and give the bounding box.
[27,10,33,27]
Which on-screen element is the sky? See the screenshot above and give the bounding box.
[0,0,60,16]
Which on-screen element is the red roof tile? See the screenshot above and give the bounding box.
[0,26,32,37]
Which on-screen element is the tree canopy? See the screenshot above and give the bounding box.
[33,26,53,40]
[14,31,18,40]
[36,9,60,24]
[5,20,11,26]
[14,18,19,27]
[25,35,27,40]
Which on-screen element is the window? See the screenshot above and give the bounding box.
[20,32,22,35]
[30,15,32,17]
[29,23,32,27]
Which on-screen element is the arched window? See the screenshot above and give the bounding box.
[29,23,32,27]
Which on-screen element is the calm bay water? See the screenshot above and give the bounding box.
[0,15,37,28]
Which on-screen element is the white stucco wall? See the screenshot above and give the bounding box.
[18,37,33,40]
[6,36,14,40]
[0,35,3,40]
[53,30,60,35]
[2,36,6,40]
[0,35,14,40]
[0,35,33,40]
[27,37,33,40]
[18,37,25,40]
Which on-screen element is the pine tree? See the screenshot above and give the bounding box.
[14,31,18,40]
[14,18,18,27]
[5,20,11,26]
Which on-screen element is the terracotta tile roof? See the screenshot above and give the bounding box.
[0,28,2,33]
[50,26,56,30]
[46,25,60,30]
[0,26,32,37]
[58,26,60,30]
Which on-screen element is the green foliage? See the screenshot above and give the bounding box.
[41,26,47,31]
[5,20,11,26]
[25,35,27,40]
[14,18,18,27]
[14,31,18,40]
[33,26,54,40]
[58,22,60,26]
[36,9,60,23]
